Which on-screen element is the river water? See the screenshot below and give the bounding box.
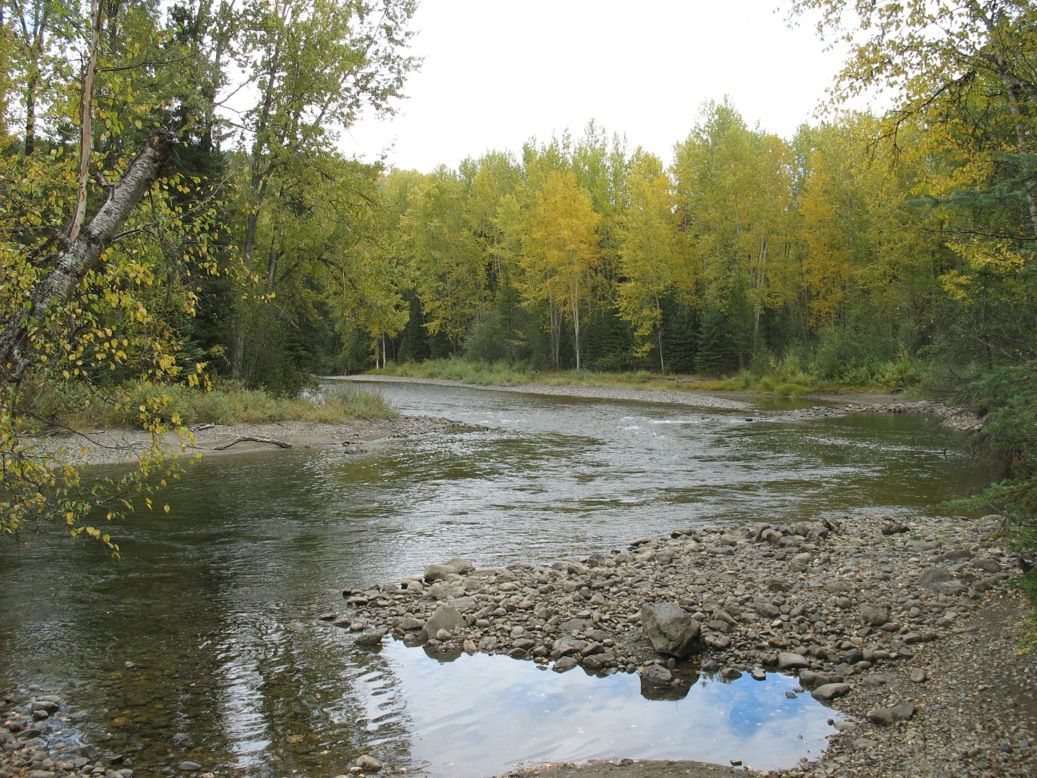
[0,381,992,775]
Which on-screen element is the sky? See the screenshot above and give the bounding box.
[341,0,854,173]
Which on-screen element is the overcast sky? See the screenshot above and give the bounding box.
[341,0,852,172]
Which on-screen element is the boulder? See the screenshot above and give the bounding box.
[777,652,809,671]
[443,558,475,574]
[420,605,465,642]
[638,664,673,687]
[811,683,851,702]
[860,604,890,627]
[868,702,916,725]
[424,558,475,582]
[641,602,703,658]
[553,656,579,673]
[918,566,969,595]
[354,754,383,773]
[355,630,385,647]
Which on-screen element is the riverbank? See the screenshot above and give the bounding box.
[335,374,985,433]
[331,512,1036,776]
[24,415,455,467]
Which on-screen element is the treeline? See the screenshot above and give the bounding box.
[355,108,1019,385]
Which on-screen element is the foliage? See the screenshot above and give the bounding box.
[0,0,417,549]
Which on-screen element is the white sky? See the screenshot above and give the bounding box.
[341,0,853,172]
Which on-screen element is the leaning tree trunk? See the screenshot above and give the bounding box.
[0,133,175,384]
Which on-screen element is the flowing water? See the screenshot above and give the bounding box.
[0,380,993,775]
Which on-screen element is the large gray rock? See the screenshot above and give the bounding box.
[860,604,890,627]
[443,557,475,574]
[918,566,964,595]
[424,565,460,583]
[420,605,465,642]
[777,651,809,671]
[639,664,674,687]
[640,602,702,658]
[868,702,916,725]
[811,683,851,702]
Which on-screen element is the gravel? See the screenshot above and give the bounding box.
[333,512,1037,777]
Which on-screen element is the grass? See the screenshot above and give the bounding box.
[375,356,900,399]
[27,379,397,431]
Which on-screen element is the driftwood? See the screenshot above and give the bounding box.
[212,436,292,451]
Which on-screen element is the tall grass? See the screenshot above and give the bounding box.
[380,357,664,389]
[27,380,397,431]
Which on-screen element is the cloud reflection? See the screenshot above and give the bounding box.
[365,642,839,777]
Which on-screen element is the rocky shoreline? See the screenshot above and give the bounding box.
[328,512,1037,776]
[781,399,985,434]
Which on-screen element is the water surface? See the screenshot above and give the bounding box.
[0,381,990,775]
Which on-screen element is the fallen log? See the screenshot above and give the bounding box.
[212,436,292,451]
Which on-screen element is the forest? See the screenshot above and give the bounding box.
[1,0,1036,545]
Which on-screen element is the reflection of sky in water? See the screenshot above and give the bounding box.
[359,642,839,777]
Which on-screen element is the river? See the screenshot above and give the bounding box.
[0,381,992,775]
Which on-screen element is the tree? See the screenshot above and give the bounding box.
[229,0,417,378]
[791,0,1037,242]
[672,102,795,363]
[523,170,601,370]
[1,0,211,549]
[616,150,679,370]
[398,168,485,349]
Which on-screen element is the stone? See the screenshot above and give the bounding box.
[755,602,781,618]
[789,552,812,571]
[550,637,587,658]
[354,754,382,773]
[355,630,385,647]
[420,605,465,642]
[640,602,702,658]
[443,558,475,574]
[918,566,954,591]
[581,650,616,672]
[868,702,916,725]
[860,604,890,627]
[910,668,927,683]
[639,664,673,686]
[178,763,201,772]
[558,618,595,634]
[424,564,461,583]
[777,652,809,671]
[446,596,478,612]
[973,558,1000,573]
[811,683,851,702]
[553,656,579,673]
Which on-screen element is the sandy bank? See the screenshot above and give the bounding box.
[23,415,454,467]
